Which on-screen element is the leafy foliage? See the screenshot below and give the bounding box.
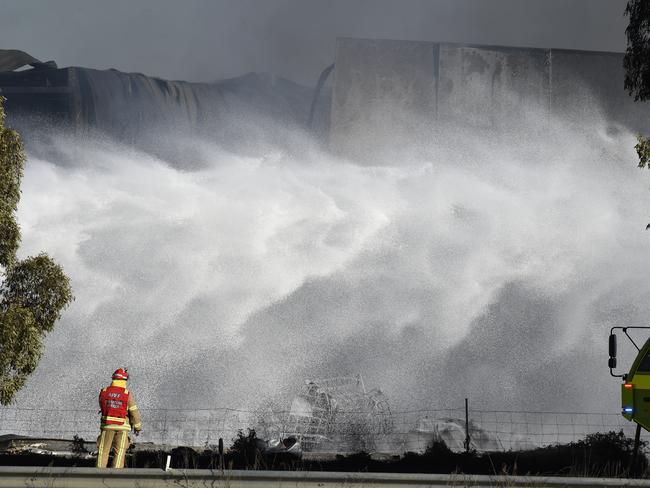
[624,0,650,102]
[0,98,24,267]
[0,305,40,405]
[0,97,73,405]
[70,434,88,454]
[3,254,73,333]
[635,135,650,169]
[624,2,650,230]
[229,429,264,469]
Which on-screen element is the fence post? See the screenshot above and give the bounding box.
[464,398,470,453]
[218,437,224,471]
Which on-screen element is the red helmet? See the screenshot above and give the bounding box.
[112,368,128,381]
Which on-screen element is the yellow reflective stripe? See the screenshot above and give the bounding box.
[102,416,127,423]
[101,423,131,431]
[96,430,106,468]
[115,433,127,468]
[127,405,138,411]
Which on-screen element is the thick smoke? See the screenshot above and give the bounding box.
[10,104,648,419]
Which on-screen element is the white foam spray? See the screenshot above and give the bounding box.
[10,107,649,418]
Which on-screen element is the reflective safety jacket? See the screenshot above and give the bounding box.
[98,380,142,432]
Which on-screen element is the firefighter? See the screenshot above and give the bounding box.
[96,368,142,468]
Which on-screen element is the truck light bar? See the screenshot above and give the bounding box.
[624,407,634,413]
[624,383,633,389]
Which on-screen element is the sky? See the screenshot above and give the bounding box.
[0,0,630,85]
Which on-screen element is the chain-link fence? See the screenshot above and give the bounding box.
[0,406,647,453]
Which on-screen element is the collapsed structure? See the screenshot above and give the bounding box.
[2,39,649,158]
[253,376,512,453]
[255,375,393,452]
[0,49,320,150]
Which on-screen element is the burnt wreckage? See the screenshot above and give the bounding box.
[254,375,393,452]
[0,49,323,148]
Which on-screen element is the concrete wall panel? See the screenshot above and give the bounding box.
[330,38,437,161]
[438,45,550,128]
[331,38,650,160]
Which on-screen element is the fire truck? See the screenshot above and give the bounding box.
[608,326,650,460]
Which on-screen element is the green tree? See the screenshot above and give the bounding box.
[0,97,73,405]
[624,1,650,169]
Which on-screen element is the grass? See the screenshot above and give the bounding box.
[0,429,646,479]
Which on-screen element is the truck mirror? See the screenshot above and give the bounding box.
[609,333,617,359]
[609,357,617,369]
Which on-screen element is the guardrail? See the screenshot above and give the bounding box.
[1,467,650,488]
